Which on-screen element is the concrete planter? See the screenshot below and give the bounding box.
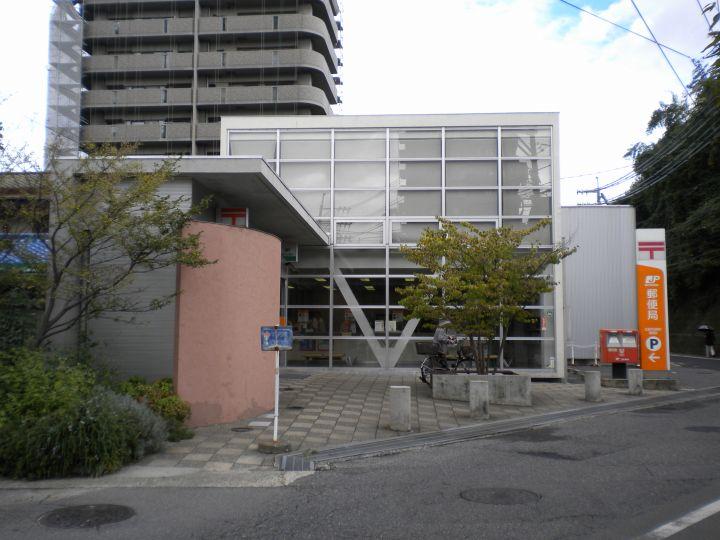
[433,373,532,406]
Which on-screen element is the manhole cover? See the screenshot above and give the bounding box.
[286,405,304,410]
[685,426,720,433]
[39,505,135,529]
[231,426,252,432]
[460,488,541,505]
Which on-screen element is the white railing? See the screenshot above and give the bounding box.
[567,342,599,366]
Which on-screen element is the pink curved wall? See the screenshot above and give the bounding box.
[174,222,280,427]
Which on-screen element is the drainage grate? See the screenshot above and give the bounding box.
[278,454,315,472]
[286,405,304,410]
[280,387,296,392]
[231,426,253,433]
[39,505,135,529]
[460,488,541,505]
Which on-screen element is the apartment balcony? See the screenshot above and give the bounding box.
[82,87,192,108]
[81,123,192,143]
[83,52,194,73]
[197,85,331,114]
[199,14,339,70]
[197,49,337,102]
[84,17,194,39]
[196,123,221,141]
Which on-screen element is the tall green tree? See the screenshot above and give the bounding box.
[0,141,212,348]
[397,219,574,374]
[619,24,720,351]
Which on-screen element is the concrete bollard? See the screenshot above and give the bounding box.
[469,380,490,420]
[389,385,411,432]
[584,371,602,402]
[628,369,644,396]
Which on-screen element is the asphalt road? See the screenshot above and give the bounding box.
[2,387,720,539]
[670,354,720,389]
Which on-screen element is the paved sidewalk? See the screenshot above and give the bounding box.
[138,371,672,472]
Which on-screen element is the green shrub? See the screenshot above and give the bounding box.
[0,349,168,479]
[118,377,193,441]
[0,348,96,429]
[104,391,167,459]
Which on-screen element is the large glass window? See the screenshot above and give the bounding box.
[389,190,441,217]
[391,221,438,244]
[287,277,331,305]
[446,161,497,187]
[389,249,427,274]
[288,308,330,336]
[390,130,441,158]
[229,131,276,159]
[502,160,551,187]
[292,190,331,217]
[333,277,386,305]
[503,339,555,369]
[288,246,330,275]
[280,162,331,188]
[507,309,555,338]
[335,222,384,245]
[503,218,552,244]
[280,131,331,159]
[333,339,384,368]
[335,130,385,159]
[389,162,441,188]
[286,340,329,367]
[334,249,386,274]
[502,189,552,216]
[334,190,385,217]
[501,128,551,157]
[446,190,498,216]
[333,308,386,336]
[335,162,385,188]
[445,129,497,158]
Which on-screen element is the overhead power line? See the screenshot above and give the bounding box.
[611,123,720,201]
[560,164,632,181]
[556,0,693,59]
[695,0,713,30]
[630,0,688,93]
[599,104,720,191]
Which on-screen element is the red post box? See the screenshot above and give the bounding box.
[599,329,640,366]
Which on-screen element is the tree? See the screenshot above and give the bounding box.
[618,24,720,351]
[0,141,212,348]
[397,219,574,374]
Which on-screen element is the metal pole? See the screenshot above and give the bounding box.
[273,348,280,442]
[570,344,575,366]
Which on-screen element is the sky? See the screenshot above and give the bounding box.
[0,0,715,205]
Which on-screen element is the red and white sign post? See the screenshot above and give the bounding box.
[635,229,671,371]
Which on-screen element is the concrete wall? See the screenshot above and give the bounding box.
[174,222,280,427]
[561,206,637,359]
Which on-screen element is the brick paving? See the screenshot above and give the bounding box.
[139,371,671,471]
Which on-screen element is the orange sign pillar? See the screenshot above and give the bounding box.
[635,229,670,371]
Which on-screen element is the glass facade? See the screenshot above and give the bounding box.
[228,125,556,370]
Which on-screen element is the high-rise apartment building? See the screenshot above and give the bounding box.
[47,0,342,156]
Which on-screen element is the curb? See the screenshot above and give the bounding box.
[276,386,720,472]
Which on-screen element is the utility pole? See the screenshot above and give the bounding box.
[577,177,608,205]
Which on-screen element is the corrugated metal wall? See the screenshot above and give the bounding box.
[88,179,192,380]
[561,206,637,359]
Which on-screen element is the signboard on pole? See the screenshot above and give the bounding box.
[260,326,294,351]
[636,229,670,371]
